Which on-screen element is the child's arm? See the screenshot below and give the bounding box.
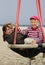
[18,27,28,35]
[34,27,43,43]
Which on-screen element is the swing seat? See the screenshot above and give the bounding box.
[8,44,39,58]
[8,43,45,49]
[8,43,45,58]
[8,44,38,49]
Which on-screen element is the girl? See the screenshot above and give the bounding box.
[2,23,27,44]
[20,16,43,45]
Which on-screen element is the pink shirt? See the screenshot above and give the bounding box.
[20,26,43,43]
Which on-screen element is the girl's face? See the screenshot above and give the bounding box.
[30,19,38,28]
[5,27,13,35]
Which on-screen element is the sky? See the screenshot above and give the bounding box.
[0,0,45,26]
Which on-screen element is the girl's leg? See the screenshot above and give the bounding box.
[24,38,36,44]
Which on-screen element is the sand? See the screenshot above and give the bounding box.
[0,26,45,65]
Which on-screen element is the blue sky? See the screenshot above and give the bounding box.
[0,0,45,26]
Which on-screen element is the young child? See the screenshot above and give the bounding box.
[20,16,43,45]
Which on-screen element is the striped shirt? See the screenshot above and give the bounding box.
[20,26,43,43]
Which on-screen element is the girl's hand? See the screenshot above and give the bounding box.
[32,40,36,45]
[18,28,21,32]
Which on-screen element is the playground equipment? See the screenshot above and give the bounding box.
[8,0,45,58]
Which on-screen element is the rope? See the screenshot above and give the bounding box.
[14,0,21,44]
[36,0,45,42]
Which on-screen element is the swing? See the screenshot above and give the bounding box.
[8,0,45,58]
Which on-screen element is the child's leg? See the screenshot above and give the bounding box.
[24,38,36,44]
[38,42,42,47]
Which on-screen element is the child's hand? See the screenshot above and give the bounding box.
[18,28,21,32]
[32,40,36,45]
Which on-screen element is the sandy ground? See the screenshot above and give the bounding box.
[0,26,45,65]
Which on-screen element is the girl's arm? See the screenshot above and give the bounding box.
[19,27,29,35]
[34,27,43,43]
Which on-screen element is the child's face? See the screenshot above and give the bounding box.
[30,19,38,28]
[5,27,13,35]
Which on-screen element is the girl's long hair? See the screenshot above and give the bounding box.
[2,25,7,41]
[3,31,6,41]
[2,23,13,41]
